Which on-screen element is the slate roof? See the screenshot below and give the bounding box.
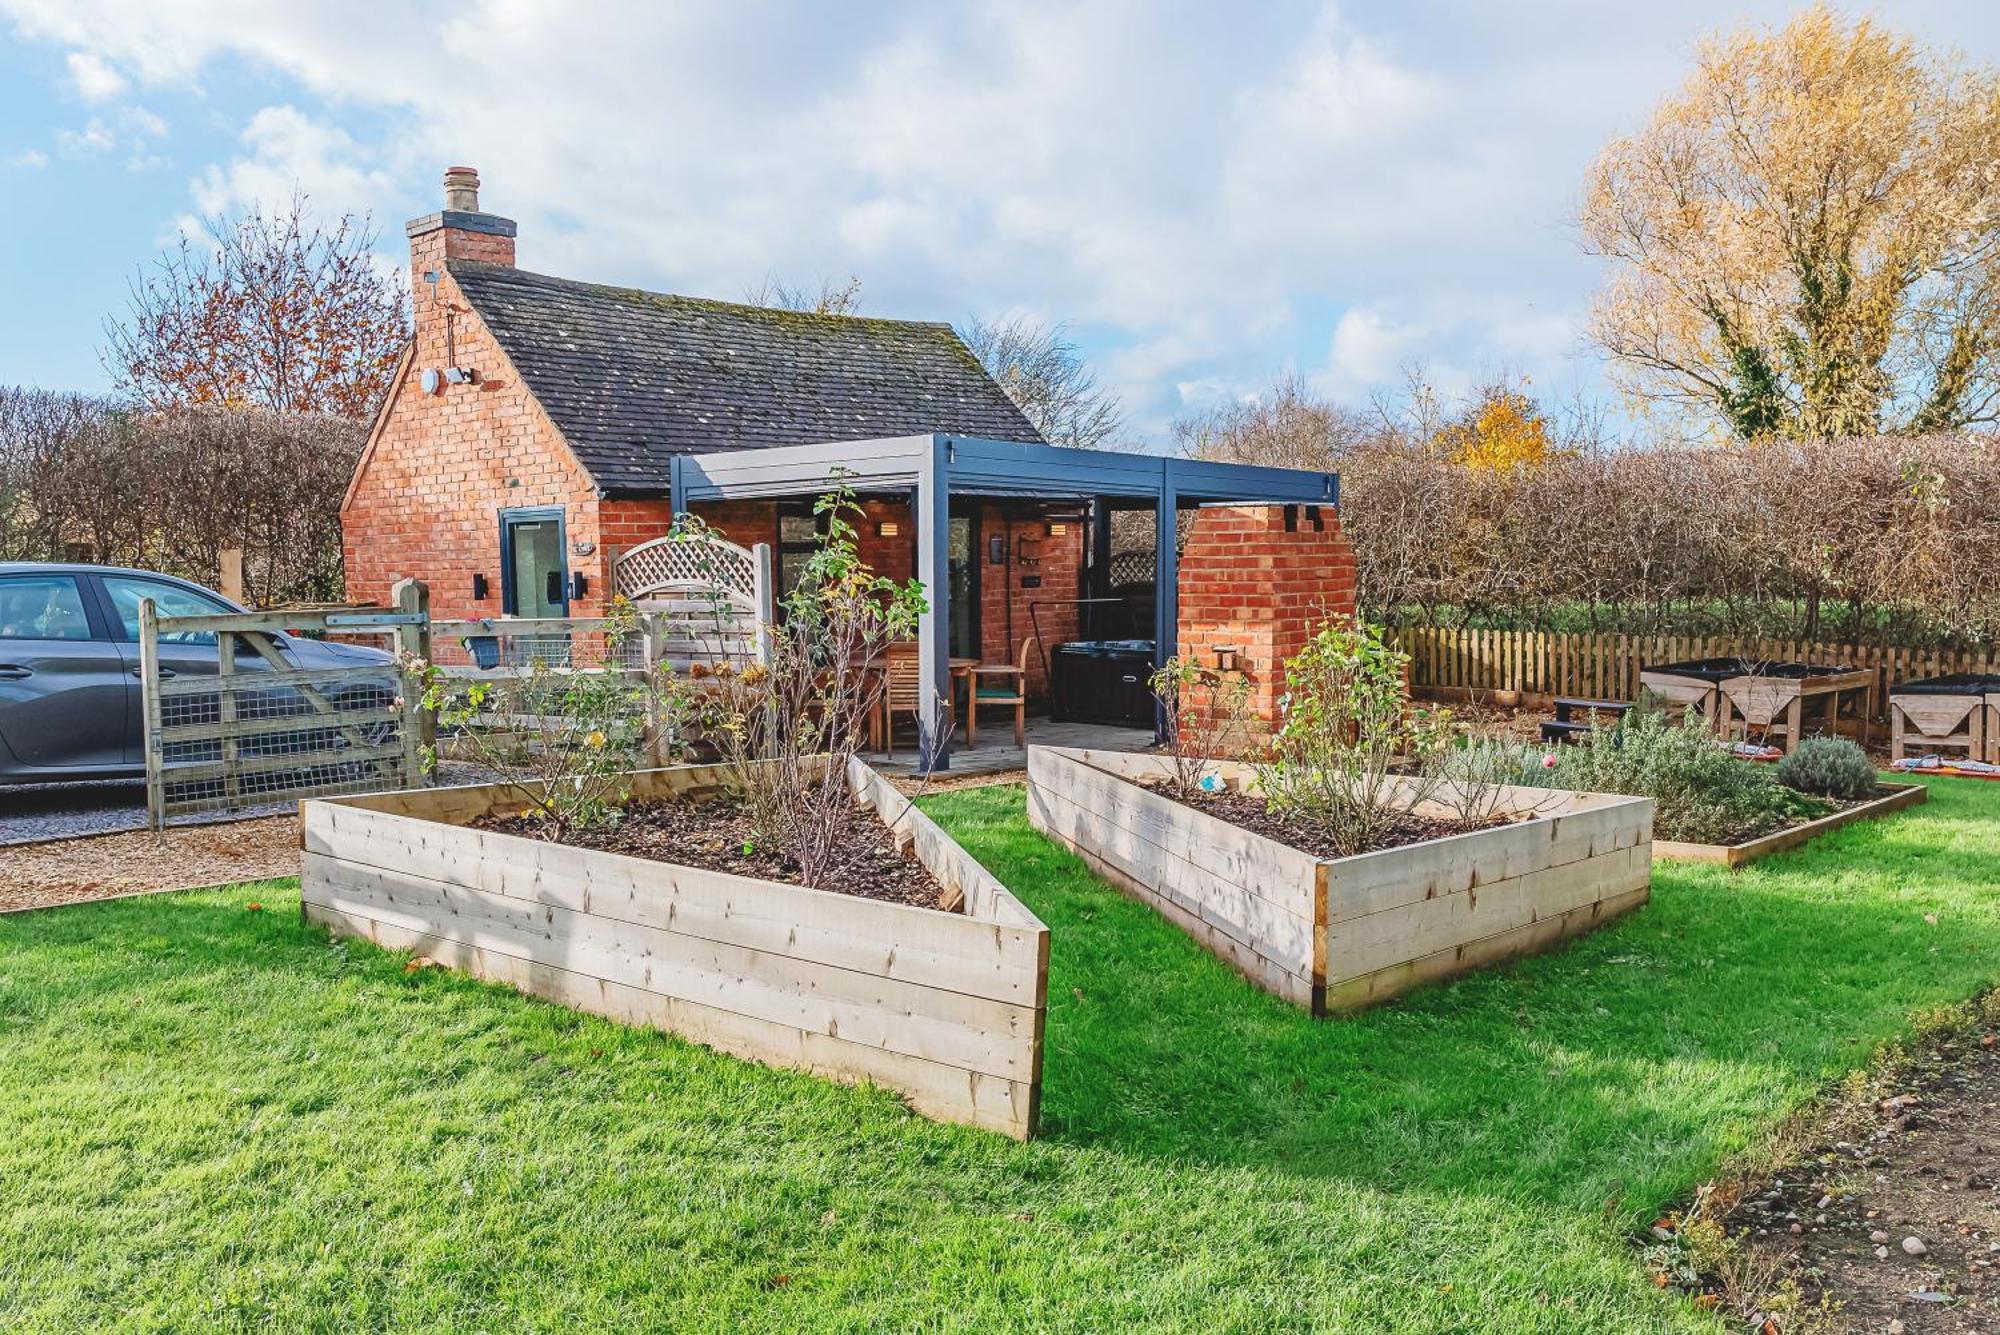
[448,261,1045,496]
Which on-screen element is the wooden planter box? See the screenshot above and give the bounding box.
[1653,782,1927,869]
[1026,747,1653,1015]
[301,758,1048,1139]
[1889,689,1997,765]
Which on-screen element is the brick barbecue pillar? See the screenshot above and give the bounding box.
[1175,504,1357,731]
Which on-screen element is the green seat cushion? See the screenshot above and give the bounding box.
[975,688,1021,700]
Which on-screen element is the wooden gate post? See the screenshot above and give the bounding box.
[391,579,433,785]
[139,598,165,833]
[218,547,246,605]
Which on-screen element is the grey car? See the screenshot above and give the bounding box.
[0,563,395,785]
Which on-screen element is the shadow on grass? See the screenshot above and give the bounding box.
[924,775,2000,1216]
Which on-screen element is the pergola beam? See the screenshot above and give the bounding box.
[915,438,952,770]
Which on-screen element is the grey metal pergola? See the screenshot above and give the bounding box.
[669,433,1339,770]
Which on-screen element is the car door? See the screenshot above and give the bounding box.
[96,574,291,765]
[0,571,130,773]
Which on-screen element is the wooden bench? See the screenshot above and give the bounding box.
[1539,697,1630,744]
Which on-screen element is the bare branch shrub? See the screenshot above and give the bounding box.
[0,389,363,604]
[1149,655,1253,792]
[663,488,929,888]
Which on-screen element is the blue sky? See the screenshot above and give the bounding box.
[3,1,1997,444]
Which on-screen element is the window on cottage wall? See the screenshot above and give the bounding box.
[775,502,825,600]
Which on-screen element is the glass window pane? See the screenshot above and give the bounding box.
[102,577,230,645]
[0,575,93,640]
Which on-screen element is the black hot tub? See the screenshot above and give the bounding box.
[1050,639,1157,728]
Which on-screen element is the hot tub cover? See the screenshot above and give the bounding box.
[1645,657,1856,683]
[1892,672,2000,696]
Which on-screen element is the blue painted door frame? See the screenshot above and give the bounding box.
[498,506,569,616]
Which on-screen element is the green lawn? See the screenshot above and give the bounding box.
[3,777,1998,1332]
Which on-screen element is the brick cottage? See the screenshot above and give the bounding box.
[343,167,1355,720]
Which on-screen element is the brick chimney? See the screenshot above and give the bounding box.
[406,165,516,275]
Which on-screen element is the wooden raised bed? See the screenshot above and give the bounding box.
[301,758,1048,1139]
[1026,747,1653,1015]
[1653,782,1928,869]
[1888,676,2000,765]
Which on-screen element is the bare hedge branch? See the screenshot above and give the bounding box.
[0,387,362,606]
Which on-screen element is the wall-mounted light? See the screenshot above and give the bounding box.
[472,572,490,602]
[876,520,901,538]
[1047,521,1068,536]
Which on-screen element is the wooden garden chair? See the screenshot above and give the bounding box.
[967,638,1032,749]
[876,642,935,759]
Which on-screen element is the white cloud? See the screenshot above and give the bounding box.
[6,0,2000,435]
[190,105,389,217]
[6,148,48,168]
[54,117,114,155]
[1327,307,1419,391]
[65,49,123,100]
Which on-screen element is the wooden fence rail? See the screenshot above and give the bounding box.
[142,580,431,830]
[1387,625,1998,712]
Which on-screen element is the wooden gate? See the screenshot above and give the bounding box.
[141,580,431,830]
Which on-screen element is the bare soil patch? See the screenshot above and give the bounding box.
[0,816,300,912]
[475,797,945,909]
[1675,1021,2000,1332]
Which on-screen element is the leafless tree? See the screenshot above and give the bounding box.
[743,274,866,316]
[960,315,1122,449]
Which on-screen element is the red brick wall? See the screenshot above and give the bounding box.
[979,506,1082,697]
[1176,504,1357,726]
[343,223,651,621]
[690,497,1084,700]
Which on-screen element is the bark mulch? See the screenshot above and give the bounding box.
[477,797,946,910]
[0,816,301,913]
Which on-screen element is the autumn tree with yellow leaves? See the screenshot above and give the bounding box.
[1434,384,1555,469]
[1581,5,2000,439]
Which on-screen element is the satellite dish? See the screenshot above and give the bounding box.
[420,368,442,395]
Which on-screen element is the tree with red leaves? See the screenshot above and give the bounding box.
[104,190,409,421]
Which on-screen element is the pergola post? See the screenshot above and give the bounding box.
[1152,461,1180,742]
[1088,498,1112,604]
[915,436,953,772]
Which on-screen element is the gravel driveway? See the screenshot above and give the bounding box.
[0,780,293,846]
[0,763,504,847]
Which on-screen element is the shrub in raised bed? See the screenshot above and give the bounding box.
[1253,619,1464,857]
[1521,711,1815,846]
[1774,736,1878,801]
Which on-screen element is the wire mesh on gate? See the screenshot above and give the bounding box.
[141,594,427,829]
[154,664,411,815]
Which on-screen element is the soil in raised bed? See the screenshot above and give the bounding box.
[1147,782,1505,861]
[475,796,947,910]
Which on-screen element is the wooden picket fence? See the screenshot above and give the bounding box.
[1387,624,1998,709]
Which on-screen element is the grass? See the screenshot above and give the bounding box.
[2,777,1998,1331]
